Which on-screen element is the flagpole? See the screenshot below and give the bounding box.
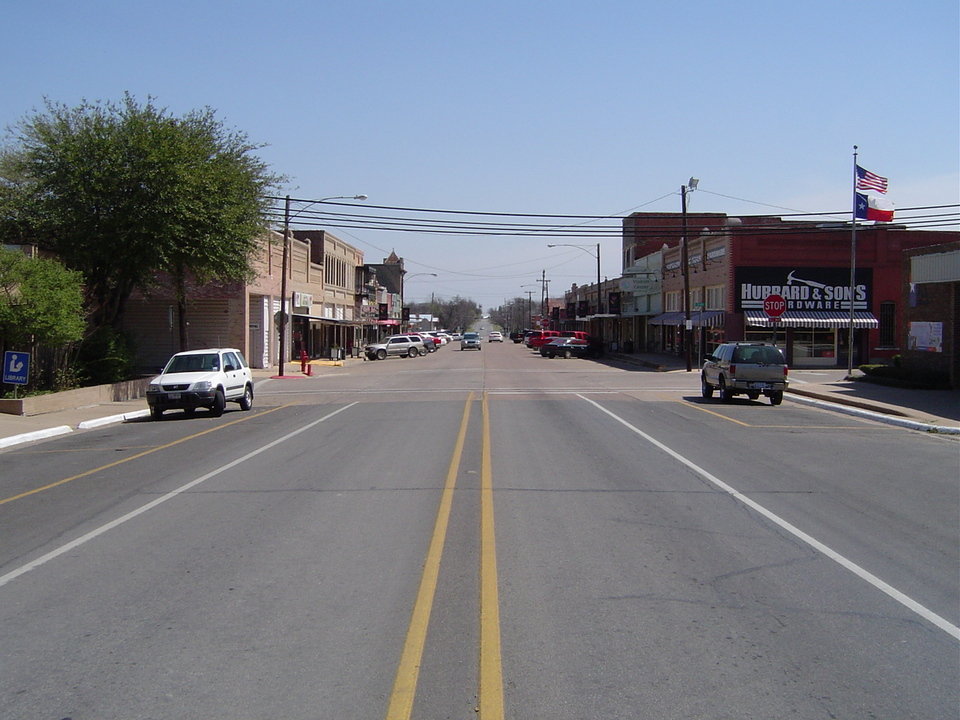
[847,145,858,379]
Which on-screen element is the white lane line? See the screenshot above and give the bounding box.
[577,394,960,641]
[0,403,357,589]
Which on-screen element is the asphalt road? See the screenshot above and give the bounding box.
[2,335,957,719]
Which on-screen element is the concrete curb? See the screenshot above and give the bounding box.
[77,409,151,430]
[0,425,74,449]
[786,393,960,434]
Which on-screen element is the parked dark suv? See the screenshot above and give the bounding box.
[701,342,788,405]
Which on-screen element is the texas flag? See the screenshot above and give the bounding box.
[855,192,894,222]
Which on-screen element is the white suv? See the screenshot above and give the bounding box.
[146,348,254,419]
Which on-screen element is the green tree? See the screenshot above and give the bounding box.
[413,295,481,332]
[0,94,281,350]
[0,247,85,390]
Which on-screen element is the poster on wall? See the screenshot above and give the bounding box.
[735,267,873,312]
[908,322,943,352]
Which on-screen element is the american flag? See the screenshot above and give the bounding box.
[856,165,888,194]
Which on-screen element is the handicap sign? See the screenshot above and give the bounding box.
[3,351,30,385]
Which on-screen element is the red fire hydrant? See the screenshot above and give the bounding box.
[299,349,309,374]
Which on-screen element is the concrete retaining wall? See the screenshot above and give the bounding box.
[0,378,151,417]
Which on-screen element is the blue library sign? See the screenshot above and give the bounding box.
[3,351,30,385]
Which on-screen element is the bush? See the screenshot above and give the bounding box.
[76,327,137,385]
[857,363,949,389]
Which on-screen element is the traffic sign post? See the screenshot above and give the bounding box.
[763,295,786,347]
[3,350,30,398]
[763,294,787,319]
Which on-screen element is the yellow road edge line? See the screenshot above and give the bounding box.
[0,404,294,507]
[479,392,505,720]
[683,399,891,430]
[385,392,474,720]
[684,400,753,426]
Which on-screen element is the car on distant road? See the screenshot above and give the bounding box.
[364,335,428,360]
[460,332,482,350]
[701,342,788,405]
[509,331,525,343]
[539,337,595,359]
[488,331,504,342]
[146,348,254,419]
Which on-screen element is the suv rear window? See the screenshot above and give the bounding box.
[733,346,784,364]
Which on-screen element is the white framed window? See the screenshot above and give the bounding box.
[690,287,703,309]
[705,285,725,310]
[665,291,680,312]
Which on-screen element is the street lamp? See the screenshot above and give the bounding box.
[400,272,437,331]
[548,243,602,338]
[278,194,367,377]
[680,179,698,372]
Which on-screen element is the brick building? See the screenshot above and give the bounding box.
[621,212,958,368]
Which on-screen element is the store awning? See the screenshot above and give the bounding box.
[648,311,725,327]
[375,319,400,326]
[744,310,879,328]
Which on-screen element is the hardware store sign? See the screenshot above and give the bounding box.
[736,267,872,312]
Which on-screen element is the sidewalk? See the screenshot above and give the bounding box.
[0,361,349,450]
[1,355,957,450]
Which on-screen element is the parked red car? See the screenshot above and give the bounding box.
[525,330,561,349]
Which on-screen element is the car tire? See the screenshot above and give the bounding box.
[770,390,784,406]
[719,377,733,403]
[239,385,253,411]
[408,347,419,358]
[376,349,387,360]
[747,391,760,400]
[150,406,163,420]
[562,349,572,359]
[210,389,226,417]
[701,376,714,399]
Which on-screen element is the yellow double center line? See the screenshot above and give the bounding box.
[386,392,505,720]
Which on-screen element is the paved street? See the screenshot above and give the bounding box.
[1,341,957,719]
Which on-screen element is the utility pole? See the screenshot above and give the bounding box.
[278,195,291,377]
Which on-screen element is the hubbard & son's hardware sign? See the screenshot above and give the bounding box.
[735,267,872,313]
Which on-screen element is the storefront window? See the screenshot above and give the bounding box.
[793,328,837,366]
[705,327,725,355]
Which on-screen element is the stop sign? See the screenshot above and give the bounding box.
[763,294,787,318]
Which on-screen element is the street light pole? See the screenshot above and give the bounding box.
[680,178,698,373]
[547,242,602,338]
[595,242,602,316]
[276,194,367,377]
[400,273,437,331]
[681,185,691,372]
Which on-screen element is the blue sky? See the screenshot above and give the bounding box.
[3,0,958,306]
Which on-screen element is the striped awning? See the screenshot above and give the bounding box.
[744,310,879,328]
[648,311,725,327]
